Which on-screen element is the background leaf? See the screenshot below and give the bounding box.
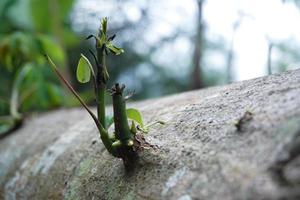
[30,0,74,32]
[38,35,65,65]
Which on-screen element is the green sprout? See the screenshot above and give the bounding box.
[46,18,163,170]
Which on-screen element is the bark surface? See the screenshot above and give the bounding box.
[1,70,300,200]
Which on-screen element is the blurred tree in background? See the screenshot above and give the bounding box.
[282,0,300,8]
[1,0,300,135]
[71,0,228,97]
[191,0,204,89]
[272,39,300,73]
[70,0,192,99]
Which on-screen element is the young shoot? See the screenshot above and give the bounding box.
[46,17,163,170]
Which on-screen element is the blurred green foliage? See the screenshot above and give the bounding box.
[0,0,78,135]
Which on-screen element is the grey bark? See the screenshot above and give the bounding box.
[1,69,300,200]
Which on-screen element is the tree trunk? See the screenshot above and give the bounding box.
[191,0,204,89]
[226,37,234,83]
[267,42,274,75]
[1,69,300,200]
[226,22,239,84]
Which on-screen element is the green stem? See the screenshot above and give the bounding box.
[97,84,106,128]
[111,84,133,142]
[96,46,109,128]
[111,83,138,170]
[46,55,118,156]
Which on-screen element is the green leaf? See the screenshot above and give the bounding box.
[130,121,137,134]
[101,17,107,35]
[126,108,144,128]
[99,18,107,45]
[106,42,124,55]
[105,109,146,132]
[76,54,93,83]
[38,35,65,65]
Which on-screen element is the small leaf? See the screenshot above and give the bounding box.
[108,34,116,41]
[98,17,108,45]
[126,108,144,128]
[76,54,93,83]
[106,43,124,55]
[85,35,94,40]
[101,17,108,35]
[130,121,137,134]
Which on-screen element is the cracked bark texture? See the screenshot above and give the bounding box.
[1,69,300,200]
